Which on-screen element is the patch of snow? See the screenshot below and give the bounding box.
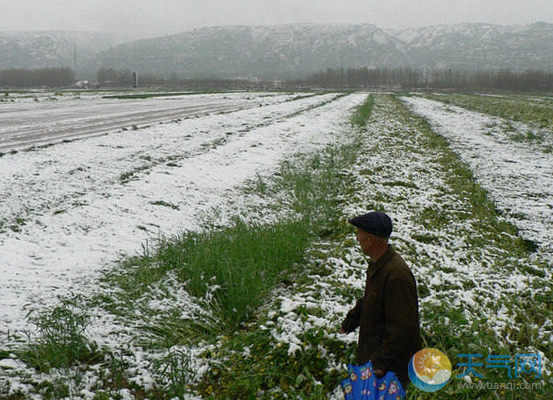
[402,96,553,259]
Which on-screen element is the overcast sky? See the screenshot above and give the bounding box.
[1,0,552,39]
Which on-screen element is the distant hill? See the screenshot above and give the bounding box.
[2,23,553,79]
[90,24,409,78]
[0,31,123,73]
[394,22,553,71]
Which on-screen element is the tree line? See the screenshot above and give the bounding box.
[293,67,553,92]
[96,68,134,86]
[0,68,75,88]
[97,68,279,90]
[2,66,553,93]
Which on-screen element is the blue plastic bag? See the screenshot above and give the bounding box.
[340,361,405,400]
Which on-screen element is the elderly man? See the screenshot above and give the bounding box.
[341,211,422,389]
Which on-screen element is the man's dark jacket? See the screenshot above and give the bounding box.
[341,245,422,386]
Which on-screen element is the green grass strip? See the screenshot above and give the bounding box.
[351,93,375,127]
[149,218,312,330]
[424,92,553,131]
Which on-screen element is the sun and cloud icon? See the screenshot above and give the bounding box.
[409,348,452,392]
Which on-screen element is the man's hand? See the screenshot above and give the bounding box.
[374,368,385,378]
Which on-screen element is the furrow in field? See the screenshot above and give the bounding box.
[0,93,298,152]
[0,102,247,152]
[402,96,553,258]
[0,93,335,230]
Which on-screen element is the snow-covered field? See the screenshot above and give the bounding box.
[0,92,283,152]
[0,91,366,343]
[402,96,553,260]
[1,92,551,399]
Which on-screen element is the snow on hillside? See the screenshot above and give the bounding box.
[0,31,122,69]
[3,22,553,74]
[395,23,511,46]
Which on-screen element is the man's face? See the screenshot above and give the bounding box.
[356,227,373,255]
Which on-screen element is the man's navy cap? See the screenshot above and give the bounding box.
[348,211,393,238]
